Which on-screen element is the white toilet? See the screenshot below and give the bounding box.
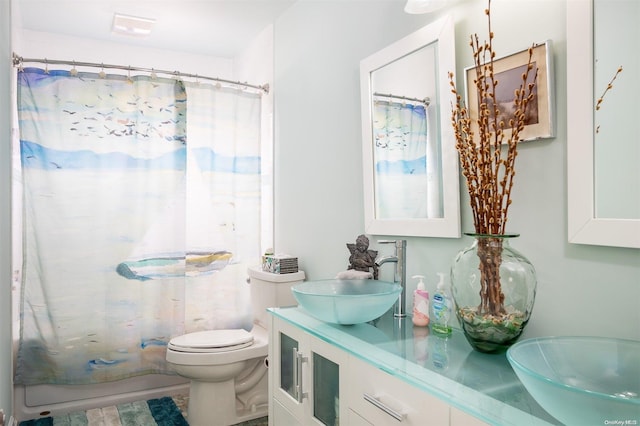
[166,266,305,426]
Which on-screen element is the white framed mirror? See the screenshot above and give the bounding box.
[360,15,460,238]
[567,0,640,249]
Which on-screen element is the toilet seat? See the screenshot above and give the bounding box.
[168,329,254,353]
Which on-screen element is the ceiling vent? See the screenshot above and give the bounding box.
[112,13,156,37]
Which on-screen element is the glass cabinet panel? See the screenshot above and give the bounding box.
[313,352,340,425]
[279,332,298,399]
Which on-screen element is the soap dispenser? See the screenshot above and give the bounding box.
[431,273,452,336]
[411,275,430,327]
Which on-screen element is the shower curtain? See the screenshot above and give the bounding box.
[14,68,263,385]
[373,100,441,219]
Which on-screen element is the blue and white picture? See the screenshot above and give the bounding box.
[373,100,441,219]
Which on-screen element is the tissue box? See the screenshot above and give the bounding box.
[262,254,299,274]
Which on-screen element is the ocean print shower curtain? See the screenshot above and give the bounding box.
[15,68,262,385]
[373,100,441,219]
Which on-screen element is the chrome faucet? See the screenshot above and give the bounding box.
[375,240,407,318]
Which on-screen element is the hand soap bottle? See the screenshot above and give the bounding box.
[431,273,452,335]
[412,275,430,327]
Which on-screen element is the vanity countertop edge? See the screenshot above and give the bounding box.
[268,306,558,426]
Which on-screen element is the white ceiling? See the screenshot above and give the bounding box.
[15,0,297,58]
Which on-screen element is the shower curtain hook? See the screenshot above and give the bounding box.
[70,61,78,76]
[150,68,157,80]
[99,63,106,79]
[44,58,49,74]
[127,66,132,82]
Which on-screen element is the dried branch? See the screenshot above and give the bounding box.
[595,66,623,134]
[596,66,623,111]
[448,0,537,236]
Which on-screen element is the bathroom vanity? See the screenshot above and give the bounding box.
[268,307,558,426]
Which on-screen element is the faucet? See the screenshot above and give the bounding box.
[375,240,407,318]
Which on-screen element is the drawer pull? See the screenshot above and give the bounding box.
[363,393,405,422]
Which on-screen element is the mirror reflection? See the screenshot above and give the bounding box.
[370,42,442,219]
[593,0,640,220]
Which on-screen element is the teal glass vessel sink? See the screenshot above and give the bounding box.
[291,279,401,325]
[507,336,640,425]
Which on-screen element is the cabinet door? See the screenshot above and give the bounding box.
[308,336,348,425]
[272,398,301,426]
[269,317,348,426]
[270,318,307,423]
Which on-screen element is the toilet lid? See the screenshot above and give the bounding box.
[168,329,254,353]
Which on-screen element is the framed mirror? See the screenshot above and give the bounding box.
[360,16,460,237]
[567,0,640,248]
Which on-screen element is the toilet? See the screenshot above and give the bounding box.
[166,266,305,426]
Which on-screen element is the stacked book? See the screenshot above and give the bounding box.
[262,254,299,274]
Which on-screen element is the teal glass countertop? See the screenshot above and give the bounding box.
[269,306,559,426]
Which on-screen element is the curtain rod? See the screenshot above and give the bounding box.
[373,92,430,106]
[12,53,270,94]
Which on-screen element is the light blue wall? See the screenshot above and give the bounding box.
[274,0,640,341]
[1,0,13,418]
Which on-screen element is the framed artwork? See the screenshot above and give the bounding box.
[464,40,554,142]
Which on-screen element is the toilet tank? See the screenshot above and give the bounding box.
[248,266,305,329]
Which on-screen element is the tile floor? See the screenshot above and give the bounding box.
[172,394,268,426]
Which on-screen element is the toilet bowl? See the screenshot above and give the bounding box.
[166,326,269,426]
[166,266,305,426]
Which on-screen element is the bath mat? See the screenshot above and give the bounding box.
[18,396,188,426]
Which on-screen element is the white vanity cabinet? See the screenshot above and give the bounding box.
[269,315,488,426]
[269,317,349,425]
[347,355,487,425]
[347,354,450,425]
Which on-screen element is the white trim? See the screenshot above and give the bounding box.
[360,15,460,238]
